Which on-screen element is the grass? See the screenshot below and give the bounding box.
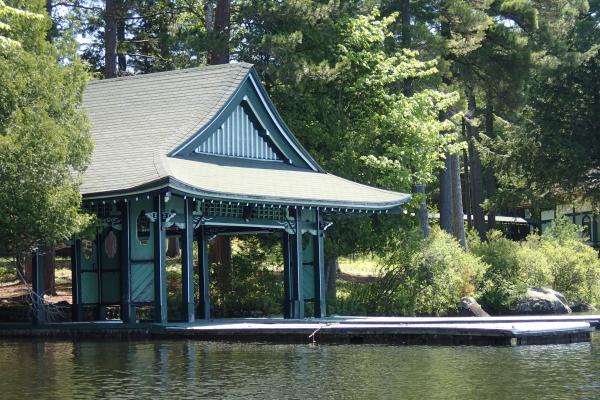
[338,255,380,277]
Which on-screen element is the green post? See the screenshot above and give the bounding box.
[197,225,210,320]
[182,198,195,322]
[71,239,83,321]
[313,209,326,318]
[282,232,293,318]
[291,208,304,319]
[154,194,168,323]
[119,200,133,323]
[31,249,45,325]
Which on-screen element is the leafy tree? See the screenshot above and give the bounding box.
[0,1,92,267]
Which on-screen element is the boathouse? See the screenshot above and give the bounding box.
[34,63,410,324]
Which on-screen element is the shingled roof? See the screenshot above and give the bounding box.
[81,63,410,210]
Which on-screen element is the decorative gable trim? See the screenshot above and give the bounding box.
[192,100,287,162]
[169,69,322,172]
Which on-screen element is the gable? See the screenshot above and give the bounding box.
[171,71,321,171]
[192,102,285,162]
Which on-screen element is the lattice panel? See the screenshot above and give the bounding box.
[202,203,286,220]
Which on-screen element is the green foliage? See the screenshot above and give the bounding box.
[0,0,93,258]
[473,218,600,313]
[335,228,487,316]
[210,236,283,317]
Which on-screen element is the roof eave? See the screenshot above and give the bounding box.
[81,177,411,211]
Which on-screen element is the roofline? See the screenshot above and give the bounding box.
[86,63,251,86]
[168,66,324,172]
[81,177,411,211]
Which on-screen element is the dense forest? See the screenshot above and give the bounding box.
[2,0,600,316]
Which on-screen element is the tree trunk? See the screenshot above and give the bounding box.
[204,0,215,32]
[209,235,232,314]
[400,0,411,48]
[484,92,497,230]
[400,0,430,237]
[325,255,338,312]
[466,93,486,240]
[116,0,126,74]
[450,152,467,249]
[104,0,117,78]
[210,0,230,65]
[440,155,453,233]
[415,184,430,237]
[462,147,472,231]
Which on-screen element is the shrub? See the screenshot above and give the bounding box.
[337,228,488,316]
[472,217,600,313]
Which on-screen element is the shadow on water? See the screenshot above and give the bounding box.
[1,333,599,399]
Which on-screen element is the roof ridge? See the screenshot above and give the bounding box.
[87,62,254,85]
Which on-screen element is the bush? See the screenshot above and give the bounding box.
[472,217,600,313]
[336,228,487,316]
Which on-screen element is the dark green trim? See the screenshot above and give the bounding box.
[153,194,168,323]
[197,226,210,320]
[291,208,304,319]
[182,198,195,323]
[119,201,133,323]
[81,178,409,212]
[313,210,326,318]
[282,232,293,319]
[71,240,83,321]
[170,68,321,172]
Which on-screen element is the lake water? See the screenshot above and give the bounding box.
[1,333,599,399]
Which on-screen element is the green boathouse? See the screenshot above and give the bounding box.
[31,63,410,324]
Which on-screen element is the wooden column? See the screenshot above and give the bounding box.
[71,239,83,321]
[31,249,45,325]
[154,194,168,323]
[119,200,133,323]
[282,232,293,318]
[313,209,326,318]
[291,208,304,319]
[197,225,210,320]
[181,198,195,323]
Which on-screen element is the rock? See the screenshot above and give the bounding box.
[458,296,490,317]
[570,302,597,313]
[511,287,572,315]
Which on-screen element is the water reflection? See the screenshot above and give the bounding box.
[1,334,599,399]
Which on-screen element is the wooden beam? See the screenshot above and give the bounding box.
[291,208,304,319]
[154,194,168,323]
[182,198,195,322]
[31,249,45,325]
[71,239,83,321]
[119,200,133,323]
[282,232,293,318]
[313,209,326,318]
[197,225,210,320]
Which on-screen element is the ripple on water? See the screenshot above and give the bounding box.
[0,333,599,400]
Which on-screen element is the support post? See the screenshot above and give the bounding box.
[31,249,45,325]
[119,200,133,323]
[197,225,210,320]
[182,198,195,322]
[291,208,304,319]
[313,210,326,318]
[154,194,168,323]
[71,239,83,321]
[282,232,293,318]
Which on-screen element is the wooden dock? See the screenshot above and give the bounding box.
[0,315,598,346]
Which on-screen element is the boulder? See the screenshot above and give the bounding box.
[570,302,597,313]
[457,296,490,317]
[511,287,572,315]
